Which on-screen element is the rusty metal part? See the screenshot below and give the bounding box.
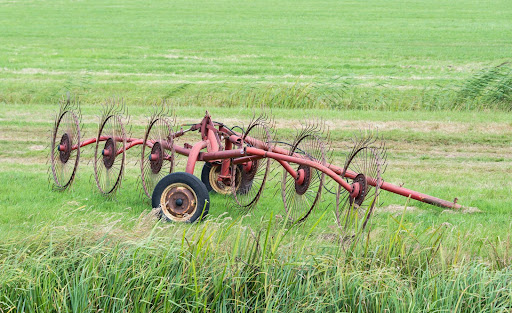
[282,130,326,224]
[50,104,81,191]
[336,145,382,238]
[160,183,198,221]
[102,138,116,169]
[294,164,311,196]
[141,116,174,198]
[232,117,272,209]
[93,113,126,195]
[58,133,71,163]
[208,164,241,195]
[244,134,462,210]
[350,173,368,207]
[150,142,163,174]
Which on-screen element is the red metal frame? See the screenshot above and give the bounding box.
[73,112,462,210]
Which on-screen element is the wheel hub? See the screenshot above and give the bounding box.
[102,138,116,169]
[209,164,242,195]
[294,164,311,195]
[59,133,71,163]
[242,159,258,182]
[150,141,163,174]
[161,183,197,219]
[350,173,368,207]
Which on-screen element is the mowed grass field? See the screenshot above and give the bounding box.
[0,0,511,109]
[1,0,512,311]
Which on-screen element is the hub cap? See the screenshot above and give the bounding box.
[102,138,116,169]
[350,173,368,207]
[294,164,311,195]
[160,183,198,221]
[59,133,71,163]
[150,142,163,174]
[209,164,241,194]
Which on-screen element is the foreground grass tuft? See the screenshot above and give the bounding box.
[1,209,511,312]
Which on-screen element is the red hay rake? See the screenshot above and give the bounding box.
[50,97,462,233]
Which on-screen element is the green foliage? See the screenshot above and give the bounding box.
[1,209,511,312]
[456,63,512,110]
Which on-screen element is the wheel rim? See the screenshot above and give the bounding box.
[209,164,241,195]
[160,183,198,221]
[150,142,164,174]
[141,117,174,198]
[336,146,382,238]
[94,115,126,194]
[102,137,116,169]
[58,133,71,163]
[232,121,272,209]
[50,110,80,190]
[282,134,326,223]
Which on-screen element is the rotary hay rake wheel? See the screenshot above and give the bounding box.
[93,107,127,195]
[335,136,385,239]
[231,115,273,210]
[141,114,174,198]
[49,98,81,191]
[281,127,327,224]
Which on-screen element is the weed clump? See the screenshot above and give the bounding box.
[456,62,512,110]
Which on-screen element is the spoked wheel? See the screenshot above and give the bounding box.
[336,146,383,240]
[93,114,126,194]
[201,162,242,195]
[50,108,81,190]
[281,134,326,223]
[231,121,272,210]
[141,117,174,198]
[152,172,209,223]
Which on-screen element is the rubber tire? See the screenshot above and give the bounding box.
[152,172,210,223]
[201,162,249,195]
[201,162,215,193]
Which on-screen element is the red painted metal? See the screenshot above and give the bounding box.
[243,161,253,173]
[174,145,191,157]
[117,139,144,155]
[201,148,246,161]
[277,159,299,180]
[232,155,264,165]
[296,168,306,185]
[379,181,461,209]
[245,146,354,192]
[66,110,462,211]
[185,140,208,174]
[240,134,462,210]
[350,182,360,198]
[220,137,233,178]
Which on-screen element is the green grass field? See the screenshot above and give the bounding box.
[1,0,512,109]
[1,0,512,311]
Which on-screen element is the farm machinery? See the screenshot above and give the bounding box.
[50,97,462,234]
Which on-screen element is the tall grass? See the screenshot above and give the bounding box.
[1,206,511,312]
[162,83,462,112]
[456,62,512,110]
[3,65,512,111]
